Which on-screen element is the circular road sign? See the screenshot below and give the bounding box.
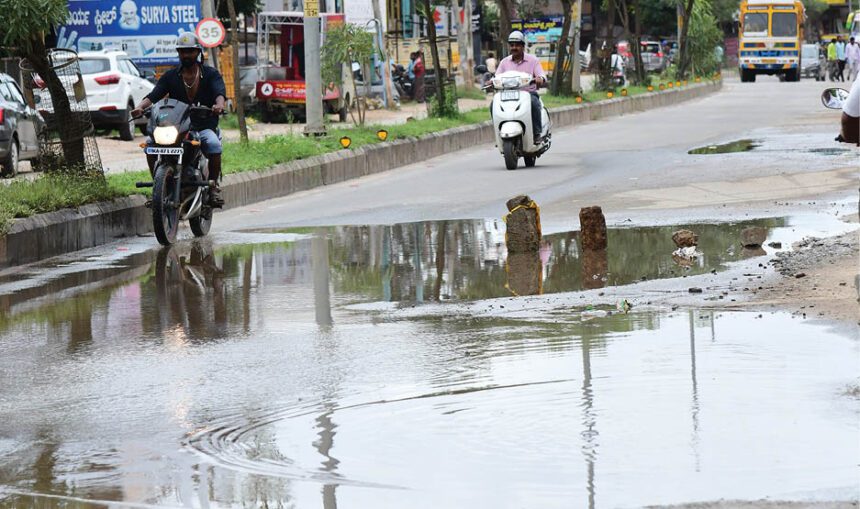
[196,18,226,48]
[260,82,274,97]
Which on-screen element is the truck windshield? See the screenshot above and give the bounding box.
[771,12,797,37]
[743,13,768,36]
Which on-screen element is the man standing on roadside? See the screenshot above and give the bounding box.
[413,50,426,103]
[827,38,839,81]
[836,36,847,82]
[846,37,860,82]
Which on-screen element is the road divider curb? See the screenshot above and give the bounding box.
[1,80,721,269]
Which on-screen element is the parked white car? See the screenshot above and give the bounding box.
[63,50,154,141]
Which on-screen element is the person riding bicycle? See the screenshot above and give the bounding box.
[132,32,227,208]
[495,30,547,142]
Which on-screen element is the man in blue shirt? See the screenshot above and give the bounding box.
[835,36,847,82]
[132,32,227,207]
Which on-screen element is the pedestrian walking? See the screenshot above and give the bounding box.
[827,39,839,81]
[413,50,426,103]
[846,37,860,82]
[836,36,847,81]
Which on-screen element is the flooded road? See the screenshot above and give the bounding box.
[0,218,857,508]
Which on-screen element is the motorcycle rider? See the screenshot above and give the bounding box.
[495,30,547,142]
[132,32,227,208]
[839,75,859,144]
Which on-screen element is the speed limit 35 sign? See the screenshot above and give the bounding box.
[196,18,226,48]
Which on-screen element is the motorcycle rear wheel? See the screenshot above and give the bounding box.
[503,139,518,170]
[152,164,180,245]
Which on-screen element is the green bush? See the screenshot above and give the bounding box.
[428,83,460,118]
[686,0,723,77]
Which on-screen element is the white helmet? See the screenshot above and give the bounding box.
[176,32,202,51]
[508,30,526,44]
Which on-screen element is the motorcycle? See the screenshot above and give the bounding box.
[392,64,414,101]
[478,66,552,170]
[135,99,220,246]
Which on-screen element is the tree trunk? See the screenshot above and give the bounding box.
[597,0,617,90]
[226,0,248,143]
[631,0,646,85]
[550,0,572,95]
[496,0,514,56]
[676,0,695,79]
[25,42,86,168]
[569,0,583,94]
[451,0,473,86]
[423,0,446,111]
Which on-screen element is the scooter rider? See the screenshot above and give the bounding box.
[132,32,227,208]
[496,30,548,141]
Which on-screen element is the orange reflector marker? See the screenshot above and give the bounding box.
[621,88,628,96]
[575,96,583,103]
[190,140,201,146]
[647,85,654,92]
[659,84,666,90]
[339,136,352,149]
[376,129,388,141]
[606,91,614,98]
[139,143,147,148]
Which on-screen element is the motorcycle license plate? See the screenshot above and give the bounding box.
[500,90,519,101]
[145,147,184,156]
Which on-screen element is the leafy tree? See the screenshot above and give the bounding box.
[0,0,87,167]
[686,0,722,76]
[801,0,827,39]
[216,0,260,20]
[321,23,375,125]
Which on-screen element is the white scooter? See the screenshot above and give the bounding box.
[478,66,552,170]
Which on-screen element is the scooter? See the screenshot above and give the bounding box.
[478,66,552,170]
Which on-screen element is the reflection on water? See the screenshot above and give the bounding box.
[0,218,788,341]
[3,217,857,509]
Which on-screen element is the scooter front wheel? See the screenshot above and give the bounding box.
[503,139,518,170]
[152,164,180,245]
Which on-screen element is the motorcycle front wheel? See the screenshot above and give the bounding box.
[503,139,518,170]
[152,163,180,245]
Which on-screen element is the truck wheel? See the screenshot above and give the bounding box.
[503,139,518,170]
[119,101,135,141]
[261,104,273,123]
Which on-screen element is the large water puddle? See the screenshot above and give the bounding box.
[0,217,856,507]
[0,304,856,508]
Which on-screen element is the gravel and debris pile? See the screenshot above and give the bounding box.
[770,231,859,277]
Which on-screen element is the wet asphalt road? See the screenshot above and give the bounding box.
[0,76,858,508]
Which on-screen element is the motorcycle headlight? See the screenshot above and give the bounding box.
[153,126,179,145]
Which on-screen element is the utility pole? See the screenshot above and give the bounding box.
[570,0,583,94]
[201,0,218,70]
[303,0,327,136]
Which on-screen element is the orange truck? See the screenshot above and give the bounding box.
[255,11,350,122]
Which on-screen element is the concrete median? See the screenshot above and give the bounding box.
[0,80,722,269]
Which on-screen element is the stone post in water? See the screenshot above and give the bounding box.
[505,195,542,253]
[579,206,608,289]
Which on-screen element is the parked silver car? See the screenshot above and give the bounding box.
[0,73,45,177]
